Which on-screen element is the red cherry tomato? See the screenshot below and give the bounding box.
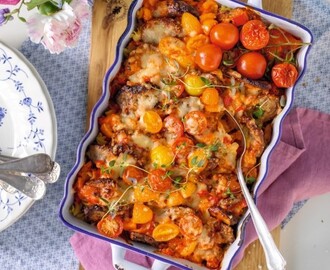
[172,81,185,97]
[122,166,145,185]
[236,52,267,79]
[97,216,124,238]
[210,23,239,50]
[164,115,184,141]
[271,63,298,88]
[172,137,194,160]
[240,20,270,50]
[148,169,172,192]
[183,111,208,135]
[194,44,222,72]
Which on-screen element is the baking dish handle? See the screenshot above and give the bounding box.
[246,0,263,9]
[111,244,170,270]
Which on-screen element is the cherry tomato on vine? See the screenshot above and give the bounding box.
[194,44,222,72]
[148,169,172,192]
[97,216,124,238]
[236,52,267,79]
[210,22,239,50]
[240,20,270,50]
[271,63,298,88]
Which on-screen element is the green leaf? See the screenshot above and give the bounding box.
[190,156,198,166]
[173,176,183,185]
[246,177,256,184]
[38,2,61,15]
[200,76,212,87]
[108,160,116,167]
[209,142,220,152]
[26,0,54,11]
[196,143,206,148]
[18,16,27,22]
[252,106,264,119]
[197,159,205,168]
[224,187,235,199]
[164,170,174,178]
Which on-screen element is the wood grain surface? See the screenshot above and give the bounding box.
[84,0,292,269]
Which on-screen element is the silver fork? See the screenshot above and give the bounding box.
[224,109,286,270]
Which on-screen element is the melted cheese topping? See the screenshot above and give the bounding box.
[177,97,204,118]
[131,132,155,149]
[128,45,179,86]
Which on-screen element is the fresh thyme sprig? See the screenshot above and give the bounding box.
[100,185,133,219]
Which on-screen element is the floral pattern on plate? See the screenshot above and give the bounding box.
[0,41,57,231]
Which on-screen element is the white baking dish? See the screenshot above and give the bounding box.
[59,0,312,269]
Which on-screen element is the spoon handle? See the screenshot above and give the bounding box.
[0,154,61,184]
[0,173,46,200]
[237,162,286,270]
[0,153,54,174]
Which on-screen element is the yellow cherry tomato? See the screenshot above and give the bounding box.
[132,203,153,224]
[186,34,210,53]
[180,240,198,257]
[200,87,219,105]
[188,148,208,173]
[181,12,202,37]
[142,110,163,133]
[201,19,218,35]
[152,223,180,242]
[205,104,221,112]
[166,191,185,207]
[151,145,174,168]
[184,74,206,96]
[133,185,159,202]
[180,182,197,198]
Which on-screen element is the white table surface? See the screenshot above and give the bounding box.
[1,2,330,270]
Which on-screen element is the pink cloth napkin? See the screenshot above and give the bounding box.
[70,107,330,270]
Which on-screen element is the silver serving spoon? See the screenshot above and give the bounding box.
[0,153,60,184]
[0,172,46,200]
[224,109,286,270]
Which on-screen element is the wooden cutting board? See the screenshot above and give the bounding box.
[84,0,292,269]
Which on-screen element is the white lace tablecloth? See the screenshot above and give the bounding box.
[0,0,329,269]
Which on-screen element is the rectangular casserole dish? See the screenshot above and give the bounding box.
[59,0,312,269]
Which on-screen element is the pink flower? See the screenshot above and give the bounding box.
[26,0,89,54]
[0,0,20,5]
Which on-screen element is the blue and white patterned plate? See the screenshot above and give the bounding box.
[0,41,57,232]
